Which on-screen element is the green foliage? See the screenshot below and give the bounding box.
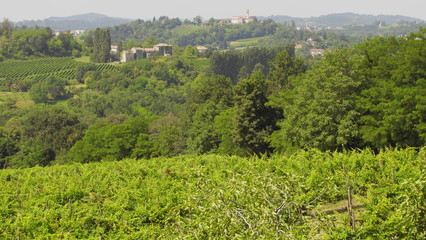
[356,31,426,148]
[187,74,233,105]
[0,129,18,168]
[91,28,111,63]
[146,114,186,157]
[1,29,424,164]
[0,148,424,238]
[0,23,82,59]
[186,102,222,154]
[233,71,282,155]
[28,81,49,103]
[210,50,240,83]
[75,64,97,83]
[210,47,287,84]
[268,48,306,91]
[4,106,85,168]
[29,76,67,103]
[67,117,149,163]
[185,74,233,154]
[271,48,365,151]
[213,107,245,155]
[87,70,132,94]
[49,32,82,57]
[271,30,426,152]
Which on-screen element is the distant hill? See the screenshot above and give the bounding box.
[15,13,133,31]
[259,13,425,27]
[13,12,424,31]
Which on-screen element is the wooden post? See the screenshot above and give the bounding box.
[347,186,356,232]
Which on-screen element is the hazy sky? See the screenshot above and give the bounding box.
[2,0,425,22]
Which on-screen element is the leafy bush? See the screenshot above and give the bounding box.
[0,148,424,238]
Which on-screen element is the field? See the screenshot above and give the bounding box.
[229,36,272,49]
[0,148,424,239]
[172,25,205,36]
[0,57,119,85]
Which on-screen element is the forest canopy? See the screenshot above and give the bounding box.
[0,28,424,168]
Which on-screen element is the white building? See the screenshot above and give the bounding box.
[232,10,255,24]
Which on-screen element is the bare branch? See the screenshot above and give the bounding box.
[234,209,254,234]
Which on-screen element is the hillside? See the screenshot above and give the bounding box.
[0,149,424,238]
[260,12,425,26]
[0,57,118,84]
[15,13,132,31]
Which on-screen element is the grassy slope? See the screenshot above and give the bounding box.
[172,25,205,36]
[0,148,424,239]
[229,36,272,49]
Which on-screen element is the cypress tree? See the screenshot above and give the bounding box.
[92,28,111,63]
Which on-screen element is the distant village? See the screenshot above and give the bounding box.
[55,11,331,63]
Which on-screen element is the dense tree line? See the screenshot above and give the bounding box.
[271,29,426,151]
[0,29,425,168]
[0,19,82,60]
[0,20,115,63]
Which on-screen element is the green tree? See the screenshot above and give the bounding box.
[5,106,85,167]
[75,64,97,83]
[0,18,13,38]
[269,48,305,91]
[270,48,364,152]
[233,71,281,155]
[145,114,186,158]
[67,117,149,163]
[29,81,49,103]
[210,51,241,84]
[213,107,245,155]
[142,36,159,47]
[193,16,203,25]
[356,31,426,148]
[0,129,18,168]
[91,28,111,63]
[88,71,132,94]
[186,74,233,154]
[29,76,67,103]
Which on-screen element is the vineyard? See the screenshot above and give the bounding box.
[0,57,118,85]
[0,148,424,239]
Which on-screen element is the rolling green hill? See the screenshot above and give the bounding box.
[260,12,425,27]
[15,13,132,31]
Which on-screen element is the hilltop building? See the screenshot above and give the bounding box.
[232,10,255,24]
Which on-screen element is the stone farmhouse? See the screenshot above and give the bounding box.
[120,43,172,63]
